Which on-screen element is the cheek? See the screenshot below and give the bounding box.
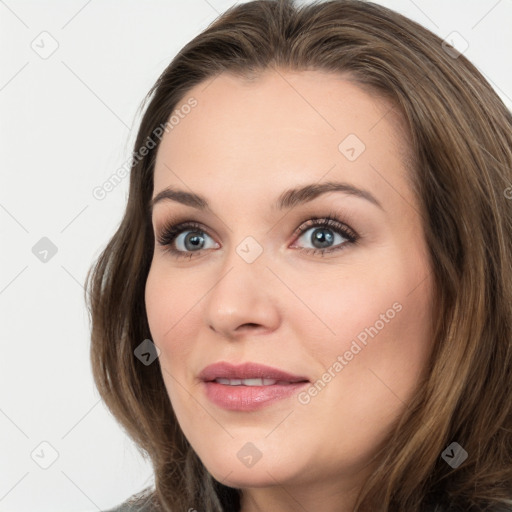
[145,267,197,415]
[296,260,433,389]
[144,265,202,388]
[289,269,403,352]
[145,264,201,340]
[291,269,432,459]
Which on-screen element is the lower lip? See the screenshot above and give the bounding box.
[202,381,309,411]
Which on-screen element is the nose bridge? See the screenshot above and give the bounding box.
[202,233,280,337]
[217,221,269,283]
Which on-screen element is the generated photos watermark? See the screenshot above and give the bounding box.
[298,301,403,405]
[92,97,198,201]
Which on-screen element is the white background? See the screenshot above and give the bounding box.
[1,1,511,511]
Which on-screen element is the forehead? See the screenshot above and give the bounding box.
[153,69,413,208]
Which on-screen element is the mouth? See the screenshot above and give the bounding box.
[199,361,309,384]
[212,378,302,386]
[199,362,310,411]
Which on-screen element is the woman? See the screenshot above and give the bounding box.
[85,0,512,510]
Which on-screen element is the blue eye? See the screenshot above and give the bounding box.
[156,221,219,259]
[173,229,217,252]
[291,216,358,256]
[156,214,359,259]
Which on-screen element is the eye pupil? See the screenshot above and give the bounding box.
[311,228,334,248]
[185,232,205,250]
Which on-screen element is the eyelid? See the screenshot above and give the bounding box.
[291,215,358,244]
[156,220,218,247]
[155,210,220,241]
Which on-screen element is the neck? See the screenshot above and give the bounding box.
[239,472,365,512]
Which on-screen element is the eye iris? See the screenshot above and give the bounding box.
[311,228,334,248]
[184,232,205,251]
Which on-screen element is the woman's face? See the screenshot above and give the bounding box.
[145,70,434,504]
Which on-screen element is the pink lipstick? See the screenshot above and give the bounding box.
[199,362,309,411]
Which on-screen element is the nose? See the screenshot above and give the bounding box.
[202,249,281,340]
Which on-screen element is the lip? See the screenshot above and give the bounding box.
[199,362,310,411]
[199,362,308,382]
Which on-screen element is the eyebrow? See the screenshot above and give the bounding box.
[150,181,384,212]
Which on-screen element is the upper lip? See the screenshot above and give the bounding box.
[199,362,309,383]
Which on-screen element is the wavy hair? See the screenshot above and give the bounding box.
[85,1,512,510]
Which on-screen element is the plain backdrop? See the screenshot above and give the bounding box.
[1,1,511,511]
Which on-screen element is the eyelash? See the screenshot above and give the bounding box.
[156,212,359,260]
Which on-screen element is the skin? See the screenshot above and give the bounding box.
[145,69,434,512]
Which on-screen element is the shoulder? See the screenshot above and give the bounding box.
[102,489,160,512]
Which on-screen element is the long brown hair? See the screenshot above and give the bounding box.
[85,1,512,510]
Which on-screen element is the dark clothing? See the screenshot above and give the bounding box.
[104,491,512,512]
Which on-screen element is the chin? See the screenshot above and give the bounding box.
[208,464,287,489]
[198,446,304,490]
